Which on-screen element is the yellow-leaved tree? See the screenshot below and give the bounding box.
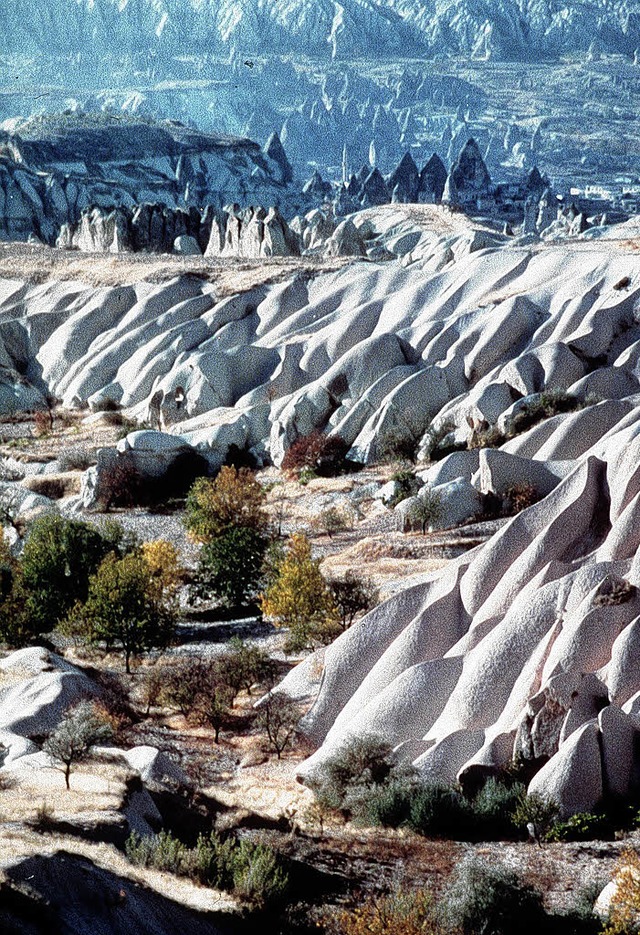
[184,466,268,543]
[260,533,339,652]
[141,539,182,604]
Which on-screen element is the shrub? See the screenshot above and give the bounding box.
[603,848,640,935]
[422,420,458,462]
[97,454,143,510]
[511,791,560,840]
[33,408,54,437]
[309,736,397,814]
[377,431,419,464]
[260,533,339,652]
[502,483,540,515]
[281,430,351,477]
[468,425,506,450]
[315,506,352,538]
[43,701,113,789]
[545,812,609,842]
[232,840,289,908]
[407,489,444,534]
[125,829,188,873]
[438,856,545,935]
[387,468,422,507]
[471,778,526,839]
[30,801,56,833]
[125,830,288,908]
[30,477,67,500]
[184,467,269,544]
[358,776,416,827]
[325,885,435,935]
[58,447,94,472]
[328,571,378,631]
[507,389,582,437]
[407,783,471,839]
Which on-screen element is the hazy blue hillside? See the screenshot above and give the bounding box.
[2,0,640,60]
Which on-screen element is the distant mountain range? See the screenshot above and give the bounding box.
[2,0,640,61]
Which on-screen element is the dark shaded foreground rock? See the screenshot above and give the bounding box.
[0,851,243,935]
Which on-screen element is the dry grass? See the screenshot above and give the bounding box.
[0,241,352,293]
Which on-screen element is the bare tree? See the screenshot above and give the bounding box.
[257,694,301,759]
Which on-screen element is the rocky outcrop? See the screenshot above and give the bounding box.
[208,204,300,259]
[0,114,295,247]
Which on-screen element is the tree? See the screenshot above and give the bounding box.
[68,549,177,672]
[329,571,378,631]
[20,514,120,635]
[257,693,301,759]
[43,701,112,789]
[184,467,269,544]
[197,526,268,607]
[260,533,339,651]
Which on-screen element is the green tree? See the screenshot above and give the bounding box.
[43,701,112,789]
[197,526,268,607]
[20,515,121,637]
[260,533,339,651]
[68,550,176,672]
[184,466,269,543]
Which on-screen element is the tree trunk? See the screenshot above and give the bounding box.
[65,764,71,789]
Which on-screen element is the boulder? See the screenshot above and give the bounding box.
[123,745,187,789]
[173,234,202,256]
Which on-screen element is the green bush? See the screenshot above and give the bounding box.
[438,856,545,935]
[310,736,398,814]
[125,830,288,908]
[387,468,421,507]
[407,783,471,838]
[232,840,289,907]
[377,431,419,464]
[357,776,416,827]
[407,489,444,534]
[545,811,609,842]
[471,778,527,839]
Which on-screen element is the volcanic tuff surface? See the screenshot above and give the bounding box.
[2,227,640,814]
